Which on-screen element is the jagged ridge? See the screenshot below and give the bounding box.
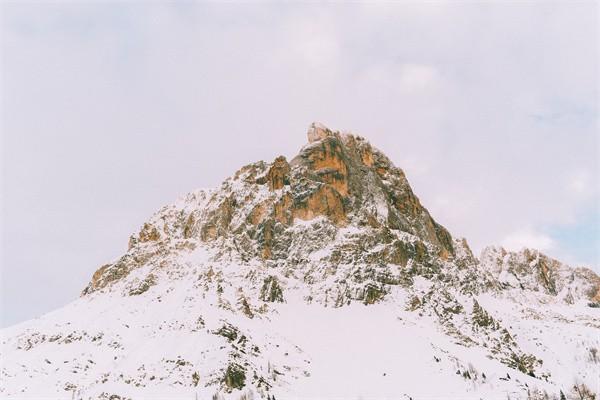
[84,122,459,297]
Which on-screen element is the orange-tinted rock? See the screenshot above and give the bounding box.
[201,196,236,241]
[261,222,274,259]
[201,224,218,241]
[139,223,160,243]
[271,187,346,227]
[266,156,290,191]
[84,259,131,294]
[90,264,111,289]
[183,214,196,239]
[273,194,293,225]
[248,201,269,226]
[307,139,348,175]
[344,135,374,167]
[589,284,600,302]
[304,138,350,197]
[292,185,346,226]
[360,148,374,167]
[316,169,349,196]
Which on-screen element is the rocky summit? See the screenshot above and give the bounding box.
[2,123,599,400]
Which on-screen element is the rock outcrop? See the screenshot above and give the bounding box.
[82,123,598,309]
[83,123,459,296]
[306,121,332,143]
[480,246,600,304]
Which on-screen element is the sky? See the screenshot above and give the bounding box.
[1,1,598,328]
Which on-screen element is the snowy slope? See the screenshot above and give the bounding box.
[2,123,598,400]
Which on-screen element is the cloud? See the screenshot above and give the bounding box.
[566,169,593,200]
[501,228,555,252]
[397,64,439,92]
[361,63,440,96]
[287,14,341,71]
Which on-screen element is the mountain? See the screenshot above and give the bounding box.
[2,123,599,400]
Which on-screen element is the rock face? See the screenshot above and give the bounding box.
[480,246,600,303]
[81,122,598,309]
[306,121,332,143]
[264,156,290,191]
[83,123,460,301]
[2,123,599,400]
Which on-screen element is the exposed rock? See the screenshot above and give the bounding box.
[291,184,346,225]
[265,156,290,191]
[307,121,333,143]
[81,124,597,322]
[362,284,386,305]
[223,363,246,390]
[260,276,284,302]
[139,223,161,243]
[128,274,156,296]
[480,246,600,302]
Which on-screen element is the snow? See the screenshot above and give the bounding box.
[2,136,599,399]
[3,260,597,399]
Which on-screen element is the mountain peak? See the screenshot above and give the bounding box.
[3,123,599,399]
[306,121,333,143]
[83,123,458,295]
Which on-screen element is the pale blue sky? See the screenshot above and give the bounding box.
[1,1,598,327]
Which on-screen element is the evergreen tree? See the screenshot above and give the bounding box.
[559,390,566,400]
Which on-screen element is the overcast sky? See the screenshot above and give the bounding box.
[1,1,598,328]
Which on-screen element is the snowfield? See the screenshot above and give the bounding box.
[2,250,598,399]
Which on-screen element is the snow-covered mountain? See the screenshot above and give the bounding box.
[2,123,599,400]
